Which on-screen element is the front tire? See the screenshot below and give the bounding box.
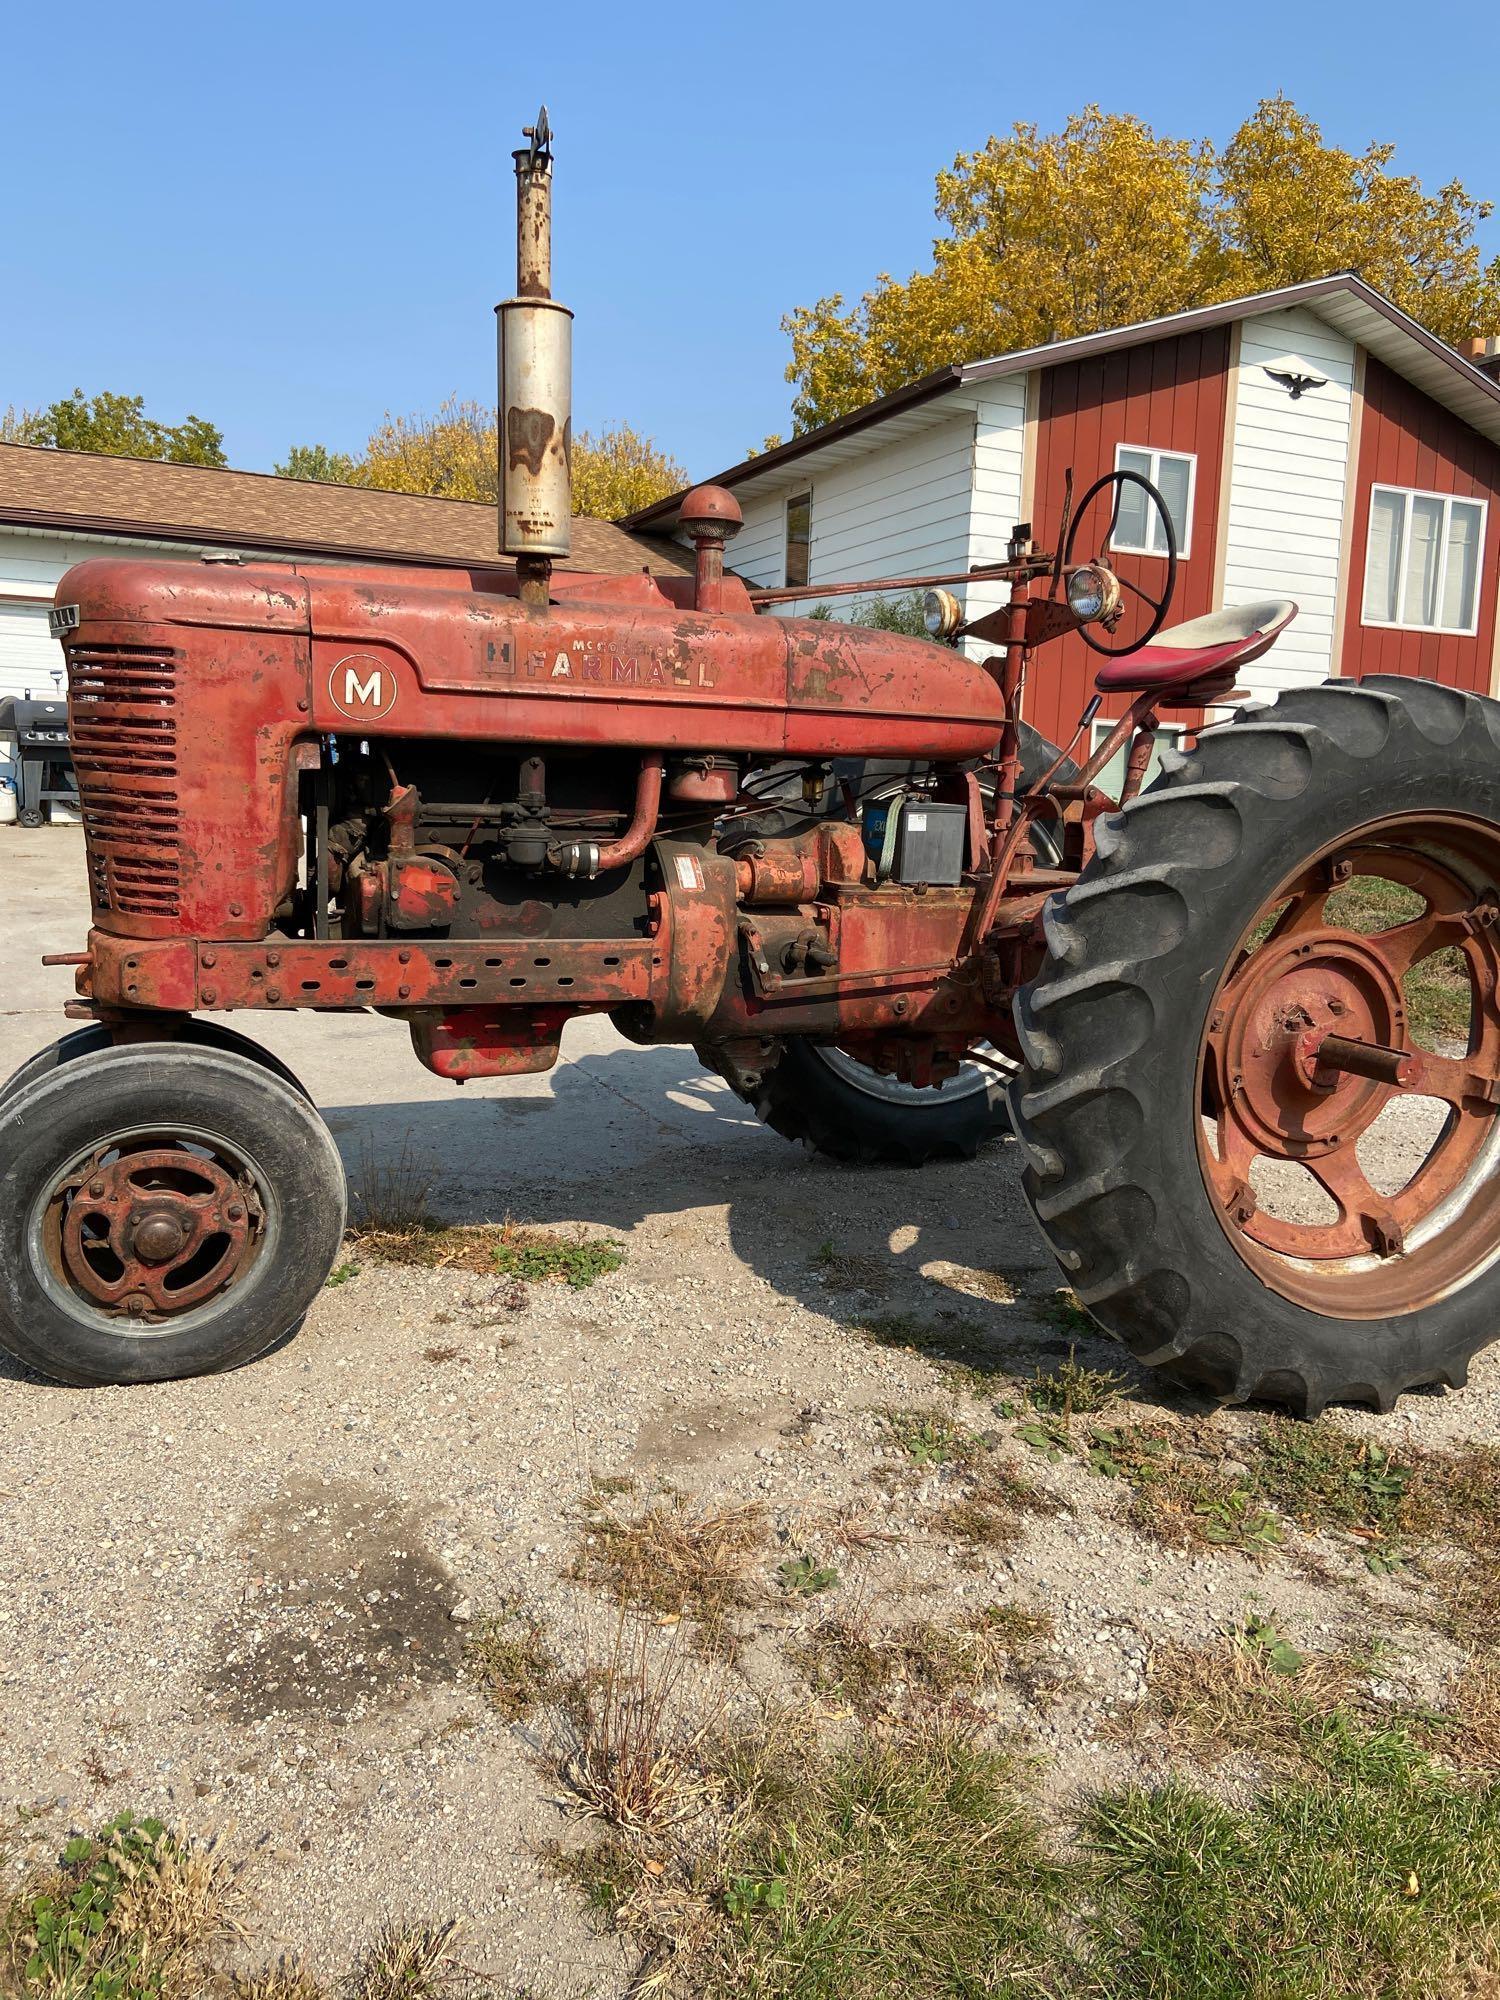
[0,1044,346,1386]
[745,1038,1010,1165]
[1011,677,1500,1416]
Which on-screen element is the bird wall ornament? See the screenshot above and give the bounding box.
[1264,365,1329,401]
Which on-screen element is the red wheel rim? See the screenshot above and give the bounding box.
[1197,814,1500,1317]
[36,1128,266,1327]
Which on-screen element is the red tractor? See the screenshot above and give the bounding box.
[9,113,1500,1414]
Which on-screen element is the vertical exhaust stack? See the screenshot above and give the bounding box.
[498,107,573,606]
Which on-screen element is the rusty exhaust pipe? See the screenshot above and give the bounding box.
[498,106,572,605]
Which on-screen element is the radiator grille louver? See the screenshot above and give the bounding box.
[66,644,182,920]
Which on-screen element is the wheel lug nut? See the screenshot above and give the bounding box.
[88,1180,105,1198]
[226,1203,244,1222]
[125,1296,148,1317]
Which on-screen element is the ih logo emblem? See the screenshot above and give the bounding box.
[328,654,398,721]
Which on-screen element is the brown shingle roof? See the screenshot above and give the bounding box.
[0,442,690,576]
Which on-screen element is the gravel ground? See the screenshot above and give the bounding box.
[2,825,1497,1993]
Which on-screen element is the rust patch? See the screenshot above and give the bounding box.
[507,406,556,475]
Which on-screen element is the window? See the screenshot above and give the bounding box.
[1089,717,1186,802]
[785,491,812,589]
[1362,484,1487,636]
[1111,445,1196,559]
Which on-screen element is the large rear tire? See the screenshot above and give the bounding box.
[0,1044,346,1386]
[1011,677,1500,1416]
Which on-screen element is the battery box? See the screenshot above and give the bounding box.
[862,798,967,886]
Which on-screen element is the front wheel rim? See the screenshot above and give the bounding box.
[29,1122,276,1337]
[1197,813,1500,1317]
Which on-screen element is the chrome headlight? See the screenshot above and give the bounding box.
[1065,562,1121,624]
[922,587,964,639]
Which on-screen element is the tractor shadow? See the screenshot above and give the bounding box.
[323,1042,1207,1418]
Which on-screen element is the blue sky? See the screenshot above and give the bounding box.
[3,1,1497,481]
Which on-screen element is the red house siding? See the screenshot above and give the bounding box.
[1342,357,1500,691]
[1026,327,1231,747]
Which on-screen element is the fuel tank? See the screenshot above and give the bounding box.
[55,555,1002,763]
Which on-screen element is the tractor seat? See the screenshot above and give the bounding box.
[1093,599,1298,697]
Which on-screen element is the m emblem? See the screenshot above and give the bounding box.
[327,655,398,721]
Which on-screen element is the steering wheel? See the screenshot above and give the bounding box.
[1061,469,1178,657]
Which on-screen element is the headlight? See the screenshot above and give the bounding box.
[922,587,964,639]
[1065,563,1121,624]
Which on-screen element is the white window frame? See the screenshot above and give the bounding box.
[784,488,813,591]
[1360,482,1488,638]
[1110,443,1196,560]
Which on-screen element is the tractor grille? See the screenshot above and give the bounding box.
[66,644,182,920]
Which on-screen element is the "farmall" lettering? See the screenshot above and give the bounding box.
[483,638,715,688]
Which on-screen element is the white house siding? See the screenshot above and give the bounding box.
[1220,308,1357,695]
[960,379,1030,654]
[730,415,979,619]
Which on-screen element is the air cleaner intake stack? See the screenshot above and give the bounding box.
[498,107,572,603]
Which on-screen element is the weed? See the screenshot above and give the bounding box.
[346,1921,462,1999]
[878,1407,985,1468]
[324,1261,360,1288]
[1028,1345,1128,1418]
[423,1344,463,1365]
[465,1605,562,1722]
[1037,1288,1094,1337]
[489,1230,623,1290]
[2,1812,241,1999]
[352,1217,623,1289]
[570,1490,766,1643]
[1014,1415,1071,1461]
[554,1616,722,1835]
[349,1136,434,1233]
[775,1555,839,1596]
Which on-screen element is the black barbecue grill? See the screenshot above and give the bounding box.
[0,697,76,828]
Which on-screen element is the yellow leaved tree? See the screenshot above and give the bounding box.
[278,399,686,519]
[785,97,1500,430]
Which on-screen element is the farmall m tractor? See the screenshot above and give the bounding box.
[9,114,1500,1413]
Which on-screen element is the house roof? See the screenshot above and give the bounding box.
[0,442,691,576]
[623,275,1500,529]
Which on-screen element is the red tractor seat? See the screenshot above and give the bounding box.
[1093,599,1298,697]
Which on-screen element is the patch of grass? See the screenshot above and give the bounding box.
[878,1407,986,1468]
[1127,1620,1395,1775]
[790,1605,1050,1720]
[937,1467,1059,1554]
[1253,1419,1412,1534]
[323,1260,360,1288]
[569,1490,766,1644]
[465,1604,562,1722]
[852,1312,1001,1389]
[1028,1345,1128,1418]
[2,1812,241,1999]
[1082,1736,1500,2000]
[353,1217,623,1289]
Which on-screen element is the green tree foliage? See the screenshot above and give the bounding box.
[785,97,1500,429]
[273,441,363,484]
[0,405,47,445]
[21,389,227,464]
[275,399,686,519]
